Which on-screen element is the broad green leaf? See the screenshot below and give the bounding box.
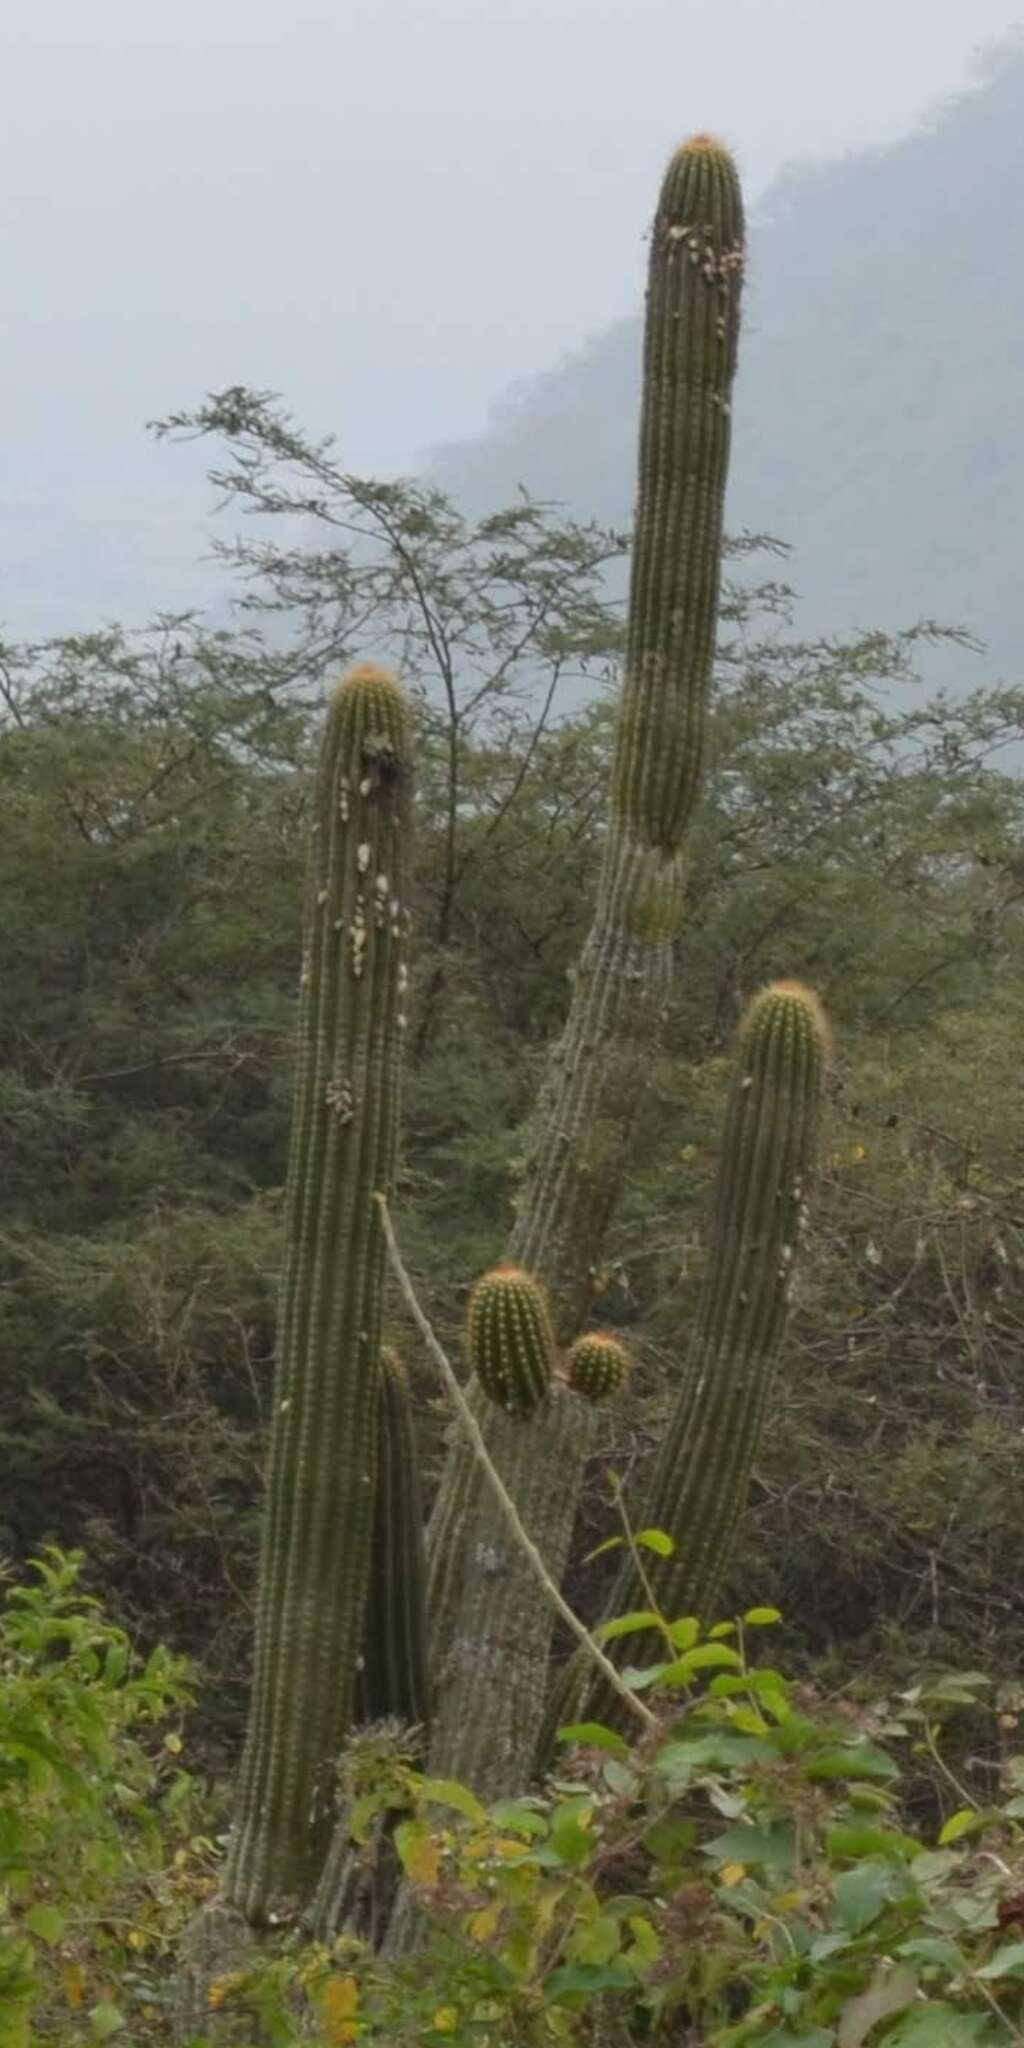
[544,1961,634,2003]
[418,1776,486,1824]
[834,1860,899,1932]
[707,1620,738,1639]
[602,1759,635,1795]
[594,1609,663,1644]
[838,1962,917,2047]
[556,1721,629,1755]
[550,1799,595,1867]
[624,1913,661,1967]
[883,2005,999,2046]
[395,1819,441,1887]
[976,1939,1024,1980]
[804,1743,898,1783]
[620,1661,670,1691]
[89,2007,125,2040]
[489,1798,548,1838]
[896,1935,966,1972]
[827,1822,920,1862]
[743,1606,782,1626]
[938,1806,985,1846]
[635,1529,675,1557]
[656,1730,773,1778]
[667,1616,700,1650]
[660,1643,744,1685]
[571,1912,622,1966]
[25,1903,65,1946]
[909,1849,960,1883]
[704,1822,795,1870]
[644,1814,697,1861]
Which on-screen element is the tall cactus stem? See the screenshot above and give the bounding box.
[223,663,413,1921]
[422,135,746,1799]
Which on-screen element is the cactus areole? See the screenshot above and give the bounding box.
[224,664,413,1921]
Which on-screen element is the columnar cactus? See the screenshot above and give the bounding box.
[467,1266,555,1417]
[354,1349,431,1733]
[566,1331,632,1403]
[553,981,828,1736]
[223,663,413,1921]
[307,1348,430,1947]
[422,134,746,1799]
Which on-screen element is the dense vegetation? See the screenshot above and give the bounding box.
[4,408,1024,1729]
[5,137,1024,2027]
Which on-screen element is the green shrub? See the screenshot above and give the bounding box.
[0,1548,200,2046]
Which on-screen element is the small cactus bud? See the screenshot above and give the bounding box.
[467,1265,555,1418]
[566,1330,632,1403]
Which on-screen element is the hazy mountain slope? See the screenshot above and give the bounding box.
[433,43,1024,678]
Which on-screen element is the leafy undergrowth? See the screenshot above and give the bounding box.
[9,1553,1024,2046]
[0,1550,212,2046]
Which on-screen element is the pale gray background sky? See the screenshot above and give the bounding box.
[2,0,1021,631]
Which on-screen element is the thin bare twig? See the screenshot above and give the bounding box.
[373,1192,656,1733]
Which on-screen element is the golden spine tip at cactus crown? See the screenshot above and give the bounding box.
[677,131,733,159]
[332,661,410,718]
[743,980,832,1062]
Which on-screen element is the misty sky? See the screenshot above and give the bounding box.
[3,0,1022,633]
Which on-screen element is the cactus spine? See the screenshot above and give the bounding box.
[566,1331,632,1403]
[553,981,828,1736]
[422,135,745,1799]
[468,1267,555,1417]
[223,663,413,1921]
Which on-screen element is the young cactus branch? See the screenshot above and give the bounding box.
[353,1349,431,1733]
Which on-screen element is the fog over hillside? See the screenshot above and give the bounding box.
[433,38,1024,683]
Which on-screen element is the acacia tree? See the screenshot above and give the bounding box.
[152,388,626,1055]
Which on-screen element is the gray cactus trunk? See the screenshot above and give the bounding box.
[421,137,746,1800]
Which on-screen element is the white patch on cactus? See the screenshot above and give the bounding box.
[324,1079,355,1124]
[357,842,371,873]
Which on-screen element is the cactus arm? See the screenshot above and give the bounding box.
[422,136,745,1799]
[223,665,413,1922]
[547,982,828,1740]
